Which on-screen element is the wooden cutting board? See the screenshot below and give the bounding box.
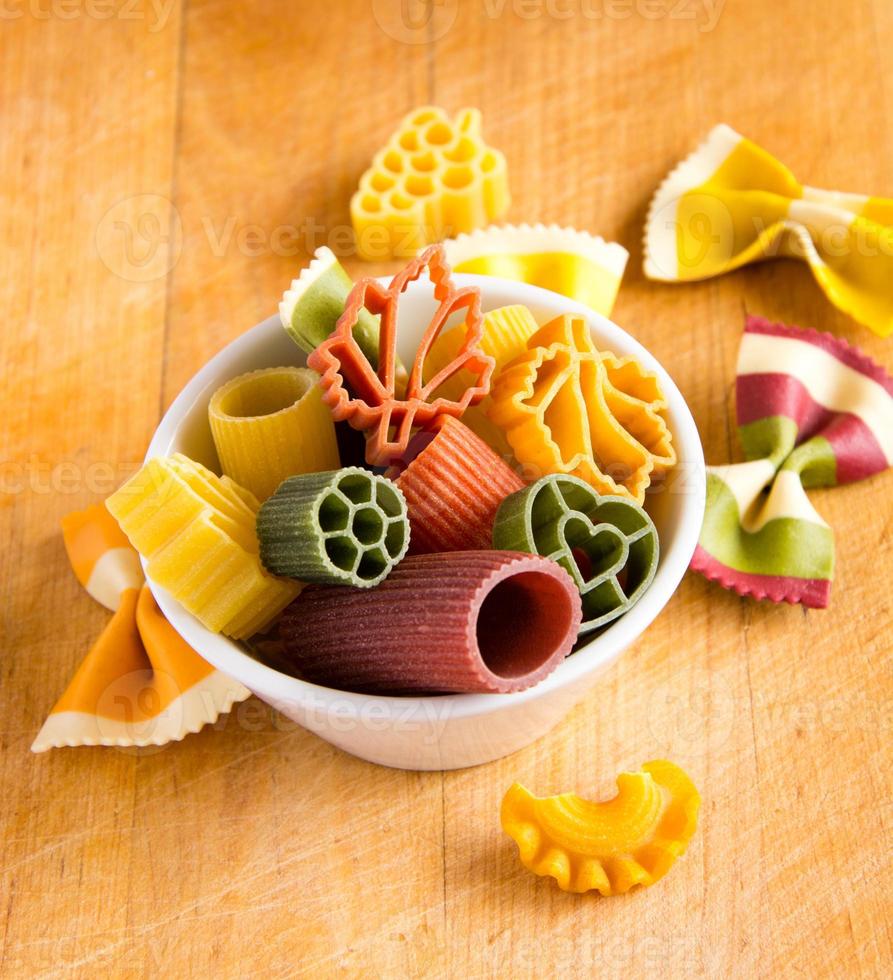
[1,0,891,975]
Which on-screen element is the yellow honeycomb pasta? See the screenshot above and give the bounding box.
[350,106,510,260]
[107,456,300,639]
[501,760,700,895]
[208,366,339,502]
[423,305,539,458]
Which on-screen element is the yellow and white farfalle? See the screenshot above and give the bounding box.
[644,124,893,336]
[442,223,629,318]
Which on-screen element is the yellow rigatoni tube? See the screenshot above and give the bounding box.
[208,367,339,502]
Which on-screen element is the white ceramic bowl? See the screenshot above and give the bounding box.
[146,275,705,770]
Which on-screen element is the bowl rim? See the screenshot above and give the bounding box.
[146,275,706,721]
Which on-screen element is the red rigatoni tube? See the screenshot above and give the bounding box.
[394,416,524,553]
[278,551,582,694]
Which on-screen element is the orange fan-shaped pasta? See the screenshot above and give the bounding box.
[488,314,675,502]
[501,760,699,895]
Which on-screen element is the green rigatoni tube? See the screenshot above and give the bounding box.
[256,468,409,588]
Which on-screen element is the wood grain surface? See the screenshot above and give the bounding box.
[2,1,892,976]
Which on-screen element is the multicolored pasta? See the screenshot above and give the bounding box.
[308,245,495,466]
[493,474,659,634]
[692,315,893,607]
[279,246,384,366]
[256,468,409,587]
[394,416,524,553]
[644,124,893,337]
[209,366,339,502]
[501,760,700,895]
[31,502,251,752]
[278,551,582,694]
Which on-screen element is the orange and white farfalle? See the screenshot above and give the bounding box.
[31,504,250,752]
[488,313,675,503]
[644,124,893,337]
[501,761,700,895]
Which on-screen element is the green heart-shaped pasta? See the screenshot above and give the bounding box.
[493,473,659,634]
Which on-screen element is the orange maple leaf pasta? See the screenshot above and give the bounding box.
[307,244,495,467]
[501,761,700,895]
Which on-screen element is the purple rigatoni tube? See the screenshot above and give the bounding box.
[278,551,582,694]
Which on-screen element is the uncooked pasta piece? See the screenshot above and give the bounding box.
[423,304,540,456]
[488,314,674,503]
[168,454,260,519]
[308,245,494,467]
[644,124,893,336]
[256,468,409,587]
[442,223,629,317]
[107,456,258,555]
[31,503,251,751]
[350,106,509,260]
[147,513,299,640]
[692,314,893,608]
[106,456,299,638]
[278,551,581,694]
[209,366,339,501]
[394,416,524,553]
[493,474,659,634]
[501,760,700,895]
[279,245,385,367]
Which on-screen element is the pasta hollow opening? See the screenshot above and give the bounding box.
[215,370,310,419]
[475,571,574,679]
